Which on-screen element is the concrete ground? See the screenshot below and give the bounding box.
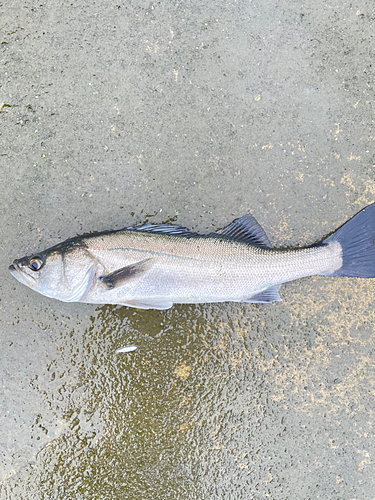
[1,0,375,498]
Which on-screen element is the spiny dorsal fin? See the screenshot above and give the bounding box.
[217,214,272,248]
[126,223,194,236]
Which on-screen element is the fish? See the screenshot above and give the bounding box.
[115,345,138,354]
[8,203,375,310]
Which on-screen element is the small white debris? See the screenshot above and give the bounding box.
[115,345,138,354]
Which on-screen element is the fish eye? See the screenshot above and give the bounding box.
[29,256,44,271]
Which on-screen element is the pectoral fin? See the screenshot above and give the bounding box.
[99,258,152,289]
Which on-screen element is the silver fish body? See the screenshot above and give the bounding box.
[9,205,375,309]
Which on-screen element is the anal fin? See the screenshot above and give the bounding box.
[99,258,152,289]
[243,285,282,304]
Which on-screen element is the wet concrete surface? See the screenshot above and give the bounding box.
[1,0,375,498]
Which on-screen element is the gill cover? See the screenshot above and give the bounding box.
[10,239,97,303]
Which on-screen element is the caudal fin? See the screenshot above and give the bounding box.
[323,203,375,278]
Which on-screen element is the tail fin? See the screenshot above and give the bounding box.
[323,203,375,278]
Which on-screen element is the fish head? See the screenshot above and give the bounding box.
[9,239,97,302]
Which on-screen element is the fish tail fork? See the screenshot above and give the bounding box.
[321,203,375,278]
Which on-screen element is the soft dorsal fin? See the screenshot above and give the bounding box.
[217,214,272,248]
[126,223,194,236]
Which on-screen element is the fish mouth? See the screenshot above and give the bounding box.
[9,263,20,279]
[9,261,36,288]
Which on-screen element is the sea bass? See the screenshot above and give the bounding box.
[9,204,375,310]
